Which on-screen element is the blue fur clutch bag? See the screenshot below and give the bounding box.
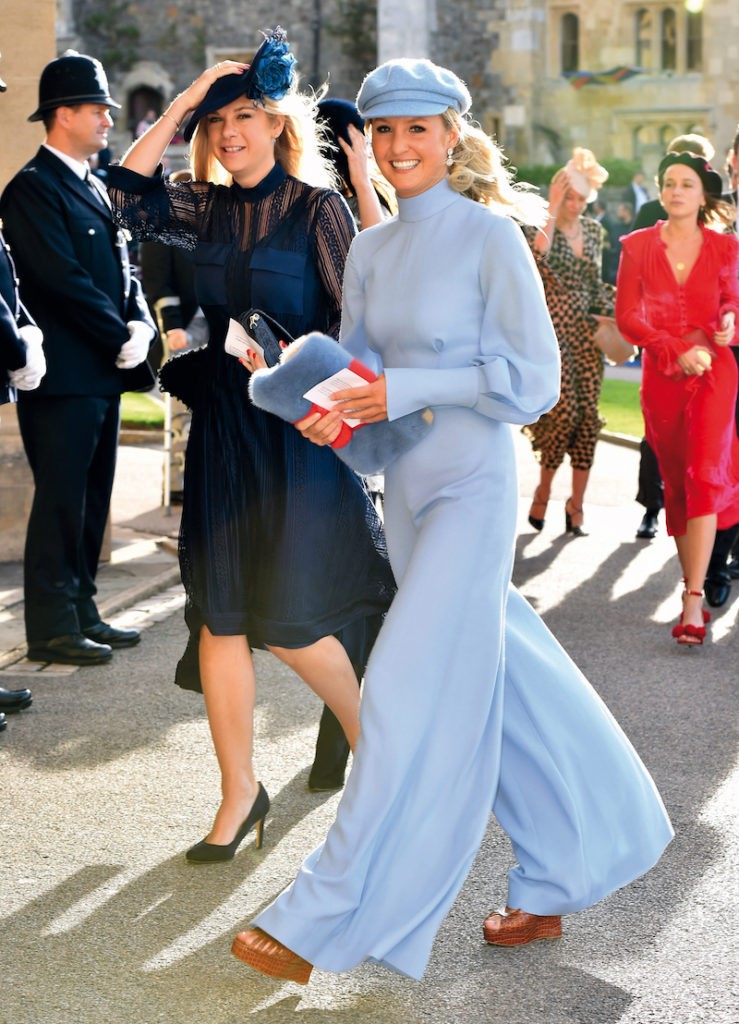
[248,332,433,475]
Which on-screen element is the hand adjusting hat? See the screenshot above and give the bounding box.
[183,27,297,142]
[356,58,471,119]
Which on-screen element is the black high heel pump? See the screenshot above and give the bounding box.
[528,488,549,531]
[564,498,587,537]
[186,782,270,863]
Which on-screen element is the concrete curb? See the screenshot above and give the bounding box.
[600,430,640,450]
[121,427,643,450]
[1,430,639,672]
[0,562,182,671]
[119,428,163,445]
[97,563,182,620]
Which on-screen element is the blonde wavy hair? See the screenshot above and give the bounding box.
[438,109,548,228]
[189,83,340,190]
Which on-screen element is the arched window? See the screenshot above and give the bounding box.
[560,13,579,73]
[127,86,163,140]
[635,8,652,69]
[686,10,702,71]
[659,125,680,150]
[632,124,648,162]
[660,9,676,70]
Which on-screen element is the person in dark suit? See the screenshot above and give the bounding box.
[708,124,739,595]
[623,171,650,222]
[0,52,156,666]
[0,59,42,726]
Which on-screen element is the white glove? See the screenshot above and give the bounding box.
[8,324,46,391]
[116,320,154,369]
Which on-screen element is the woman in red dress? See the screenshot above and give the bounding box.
[616,152,739,645]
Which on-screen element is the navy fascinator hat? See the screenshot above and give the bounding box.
[183,27,297,142]
[318,98,365,189]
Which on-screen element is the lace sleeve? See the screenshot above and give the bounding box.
[311,191,356,338]
[107,165,212,251]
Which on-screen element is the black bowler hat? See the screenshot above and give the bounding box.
[183,27,297,142]
[28,51,120,122]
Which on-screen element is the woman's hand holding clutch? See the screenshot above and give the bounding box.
[295,408,344,446]
[330,375,388,423]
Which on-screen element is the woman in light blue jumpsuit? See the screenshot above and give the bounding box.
[232,58,673,983]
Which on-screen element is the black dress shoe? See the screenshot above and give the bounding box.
[705,572,731,609]
[27,633,112,665]
[83,622,141,648]
[0,713,6,732]
[0,686,33,712]
[728,555,739,580]
[636,509,660,539]
[307,773,346,793]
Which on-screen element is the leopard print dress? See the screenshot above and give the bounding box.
[523,217,615,471]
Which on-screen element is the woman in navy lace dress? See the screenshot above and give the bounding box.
[108,31,394,862]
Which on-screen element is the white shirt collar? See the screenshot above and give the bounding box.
[42,143,90,181]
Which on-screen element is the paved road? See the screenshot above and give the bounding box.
[1,432,737,1024]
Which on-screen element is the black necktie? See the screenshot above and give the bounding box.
[84,169,110,210]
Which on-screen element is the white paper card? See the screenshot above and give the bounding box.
[224,318,263,360]
[303,368,369,428]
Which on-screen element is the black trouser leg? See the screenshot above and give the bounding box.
[309,704,353,790]
[707,524,739,578]
[18,395,120,641]
[636,436,663,511]
[76,397,120,630]
[308,615,385,790]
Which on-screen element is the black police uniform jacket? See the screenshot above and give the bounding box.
[0,225,30,405]
[0,146,155,397]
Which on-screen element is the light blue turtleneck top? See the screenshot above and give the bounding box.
[339,176,561,424]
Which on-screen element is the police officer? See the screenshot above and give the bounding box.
[0,52,156,665]
[0,56,44,723]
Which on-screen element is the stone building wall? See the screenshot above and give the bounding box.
[11,1,738,179]
[0,1,55,184]
[60,0,379,163]
[0,1,55,561]
[484,0,739,179]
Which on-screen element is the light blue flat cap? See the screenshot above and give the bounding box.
[356,58,471,119]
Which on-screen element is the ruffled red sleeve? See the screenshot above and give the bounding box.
[615,230,689,376]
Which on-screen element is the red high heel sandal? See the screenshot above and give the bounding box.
[672,587,707,646]
[679,578,710,624]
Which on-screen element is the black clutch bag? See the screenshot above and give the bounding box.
[224,308,294,368]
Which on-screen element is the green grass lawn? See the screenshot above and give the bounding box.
[123,380,644,437]
[121,391,165,427]
[599,377,643,438]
